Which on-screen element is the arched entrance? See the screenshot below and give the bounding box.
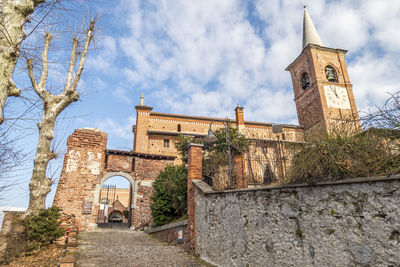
[95,172,134,228]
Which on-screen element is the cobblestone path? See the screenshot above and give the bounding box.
[76,229,210,267]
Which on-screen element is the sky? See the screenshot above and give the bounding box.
[1,0,400,208]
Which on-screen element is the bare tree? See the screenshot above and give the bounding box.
[26,20,95,213]
[363,91,400,130]
[0,0,52,124]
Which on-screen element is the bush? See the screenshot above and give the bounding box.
[287,130,400,184]
[20,206,64,250]
[150,165,187,225]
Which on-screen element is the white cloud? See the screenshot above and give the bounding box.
[114,0,400,125]
[112,86,131,104]
[86,35,117,72]
[95,116,136,149]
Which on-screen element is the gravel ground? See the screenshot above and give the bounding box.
[76,229,210,267]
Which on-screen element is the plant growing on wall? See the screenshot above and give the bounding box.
[287,129,400,184]
[150,165,187,225]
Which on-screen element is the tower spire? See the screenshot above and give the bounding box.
[302,7,323,49]
[140,93,144,105]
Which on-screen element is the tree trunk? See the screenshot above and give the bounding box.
[0,0,44,124]
[28,111,56,212]
[26,21,94,214]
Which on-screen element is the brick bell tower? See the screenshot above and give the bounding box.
[286,7,360,134]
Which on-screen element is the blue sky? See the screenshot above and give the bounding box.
[1,0,400,208]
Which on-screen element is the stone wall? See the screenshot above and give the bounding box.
[194,176,400,266]
[145,220,190,250]
[0,211,26,263]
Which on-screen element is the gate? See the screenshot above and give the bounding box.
[96,184,132,228]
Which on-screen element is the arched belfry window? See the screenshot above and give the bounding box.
[177,124,181,132]
[301,73,310,90]
[325,65,338,83]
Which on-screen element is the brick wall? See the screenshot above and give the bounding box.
[53,128,108,231]
[53,128,175,231]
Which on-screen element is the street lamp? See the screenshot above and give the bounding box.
[205,119,233,189]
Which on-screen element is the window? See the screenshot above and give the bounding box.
[177,124,181,132]
[301,73,310,90]
[325,65,338,82]
[164,139,170,148]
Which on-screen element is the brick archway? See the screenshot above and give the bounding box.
[53,128,176,231]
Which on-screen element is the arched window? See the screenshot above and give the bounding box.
[325,65,338,82]
[301,73,310,90]
[177,124,181,132]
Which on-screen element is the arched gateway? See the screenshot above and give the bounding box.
[53,128,175,231]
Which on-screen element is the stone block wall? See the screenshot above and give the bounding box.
[194,176,400,266]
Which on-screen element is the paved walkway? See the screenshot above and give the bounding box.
[76,229,210,267]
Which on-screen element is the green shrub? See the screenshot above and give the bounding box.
[20,206,64,250]
[150,165,187,225]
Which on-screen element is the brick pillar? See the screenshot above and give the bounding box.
[187,143,203,252]
[235,105,244,132]
[234,105,247,189]
[53,128,108,231]
[233,153,247,189]
[133,105,153,152]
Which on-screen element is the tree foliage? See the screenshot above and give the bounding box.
[175,125,248,188]
[150,165,187,225]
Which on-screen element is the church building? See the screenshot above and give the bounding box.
[53,8,361,230]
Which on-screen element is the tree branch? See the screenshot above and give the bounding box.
[68,20,95,93]
[38,32,52,91]
[27,59,38,92]
[64,38,78,90]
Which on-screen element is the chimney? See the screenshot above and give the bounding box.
[235,105,244,132]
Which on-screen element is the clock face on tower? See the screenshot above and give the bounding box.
[323,84,351,109]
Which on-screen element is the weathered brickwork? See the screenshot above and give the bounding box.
[53,128,175,231]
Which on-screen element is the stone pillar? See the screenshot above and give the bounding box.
[187,143,203,252]
[233,153,247,189]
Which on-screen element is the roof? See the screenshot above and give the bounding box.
[303,7,323,49]
[149,112,303,130]
[105,149,176,160]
